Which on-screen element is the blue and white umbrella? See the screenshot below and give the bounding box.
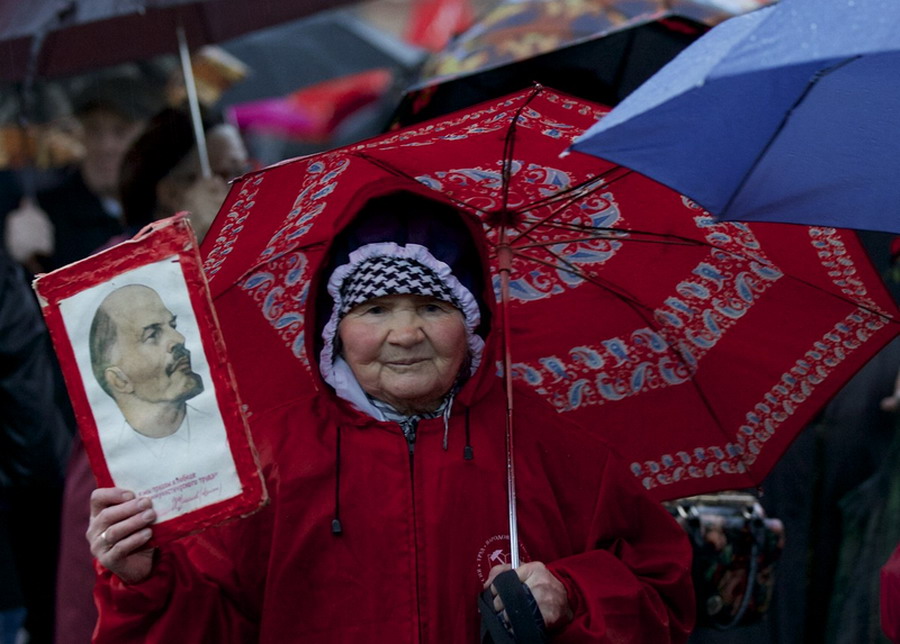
[569,0,900,233]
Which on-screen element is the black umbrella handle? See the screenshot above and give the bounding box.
[478,569,548,644]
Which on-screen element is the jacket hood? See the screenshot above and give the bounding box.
[304,179,499,413]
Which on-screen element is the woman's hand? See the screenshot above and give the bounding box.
[88,488,157,584]
[3,198,54,272]
[485,561,574,631]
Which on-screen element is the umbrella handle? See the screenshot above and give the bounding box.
[176,23,212,179]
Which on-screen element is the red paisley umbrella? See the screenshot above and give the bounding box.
[203,86,899,510]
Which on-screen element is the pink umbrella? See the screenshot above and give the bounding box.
[228,69,393,143]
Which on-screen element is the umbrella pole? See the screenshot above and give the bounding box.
[176,22,212,179]
[498,240,520,569]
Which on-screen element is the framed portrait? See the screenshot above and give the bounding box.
[33,214,267,544]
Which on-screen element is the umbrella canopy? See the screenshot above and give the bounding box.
[569,0,900,234]
[202,86,899,504]
[0,0,357,82]
[216,10,424,106]
[391,0,749,126]
[0,0,359,177]
[215,10,425,163]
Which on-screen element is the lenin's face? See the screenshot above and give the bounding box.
[104,285,203,404]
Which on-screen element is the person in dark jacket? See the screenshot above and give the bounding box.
[0,246,72,644]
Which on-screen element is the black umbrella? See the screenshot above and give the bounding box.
[391,0,737,127]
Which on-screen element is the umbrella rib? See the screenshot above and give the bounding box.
[214,240,331,298]
[514,246,654,314]
[506,166,634,244]
[775,273,900,326]
[721,55,861,218]
[353,151,421,183]
[352,151,498,219]
[500,84,545,215]
[516,219,709,248]
[516,219,899,326]
[527,162,638,209]
[513,233,701,250]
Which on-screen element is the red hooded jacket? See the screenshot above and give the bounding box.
[93,352,694,642]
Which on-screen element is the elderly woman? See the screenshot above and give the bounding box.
[87,190,694,642]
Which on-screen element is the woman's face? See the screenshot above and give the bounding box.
[338,294,468,414]
[157,123,249,208]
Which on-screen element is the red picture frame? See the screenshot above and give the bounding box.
[33,214,267,544]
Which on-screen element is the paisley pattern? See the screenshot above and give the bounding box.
[205,172,264,279]
[241,250,312,369]
[630,223,891,492]
[633,308,890,491]
[504,210,784,412]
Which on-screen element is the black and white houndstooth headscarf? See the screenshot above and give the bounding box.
[338,254,461,316]
[319,242,485,408]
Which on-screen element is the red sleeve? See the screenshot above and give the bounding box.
[882,543,900,643]
[546,451,695,643]
[92,506,272,643]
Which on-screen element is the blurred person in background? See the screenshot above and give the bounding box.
[116,105,249,243]
[53,104,249,644]
[3,74,160,274]
[0,241,73,644]
[0,74,158,643]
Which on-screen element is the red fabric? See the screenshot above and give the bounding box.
[405,0,474,51]
[229,69,393,143]
[883,543,900,643]
[92,366,694,642]
[202,87,900,502]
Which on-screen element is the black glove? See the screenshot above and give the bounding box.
[478,569,548,643]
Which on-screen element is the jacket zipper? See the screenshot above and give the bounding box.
[407,432,423,643]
